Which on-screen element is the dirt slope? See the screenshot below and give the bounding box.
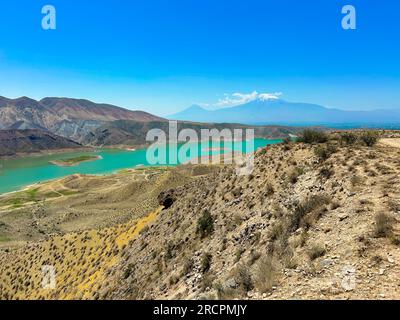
[1,133,400,300]
[0,129,82,156]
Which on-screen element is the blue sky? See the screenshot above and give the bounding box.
[0,0,399,115]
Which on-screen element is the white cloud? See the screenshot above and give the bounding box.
[202,91,282,109]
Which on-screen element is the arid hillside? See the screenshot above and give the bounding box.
[0,96,165,144]
[0,129,82,157]
[1,131,400,300]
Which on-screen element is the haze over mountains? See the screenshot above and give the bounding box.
[169,97,400,126]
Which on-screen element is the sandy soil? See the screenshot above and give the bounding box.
[379,138,400,148]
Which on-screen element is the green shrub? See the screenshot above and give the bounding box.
[298,129,328,144]
[197,210,214,238]
[314,144,337,161]
[360,131,379,147]
[290,195,331,231]
[201,252,212,273]
[340,132,358,145]
[235,263,253,293]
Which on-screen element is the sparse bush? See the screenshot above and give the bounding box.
[233,214,243,227]
[330,201,341,210]
[122,263,134,279]
[169,274,179,285]
[374,212,393,238]
[248,250,261,266]
[200,273,215,291]
[265,182,275,196]
[319,167,333,179]
[288,167,304,184]
[164,241,175,261]
[269,221,286,241]
[254,255,275,293]
[387,199,400,213]
[182,258,194,275]
[290,195,331,231]
[201,252,212,273]
[314,144,337,161]
[235,247,245,262]
[197,210,214,238]
[360,131,379,147]
[298,129,328,144]
[350,175,362,187]
[235,263,253,293]
[214,282,237,300]
[307,244,326,260]
[340,132,358,145]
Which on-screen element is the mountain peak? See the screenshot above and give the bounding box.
[187,104,207,111]
[169,98,400,125]
[256,94,282,102]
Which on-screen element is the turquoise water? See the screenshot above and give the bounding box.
[0,138,281,194]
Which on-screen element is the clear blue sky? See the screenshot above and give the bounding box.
[0,0,399,115]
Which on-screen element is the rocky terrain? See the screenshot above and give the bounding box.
[0,129,82,157]
[0,96,164,143]
[1,130,400,300]
[85,120,304,147]
[0,96,305,155]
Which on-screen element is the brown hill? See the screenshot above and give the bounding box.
[0,96,165,142]
[39,97,164,122]
[82,120,304,146]
[1,131,400,300]
[0,129,82,157]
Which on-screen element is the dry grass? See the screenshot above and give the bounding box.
[254,255,275,293]
[374,212,394,238]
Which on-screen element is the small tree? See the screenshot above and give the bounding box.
[298,129,328,144]
[197,210,214,238]
[340,132,358,145]
[314,144,337,161]
[360,131,379,147]
[201,252,212,273]
[235,263,253,293]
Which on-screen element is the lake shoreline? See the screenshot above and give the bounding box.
[50,155,103,167]
[0,147,96,160]
[0,138,280,195]
[0,144,145,160]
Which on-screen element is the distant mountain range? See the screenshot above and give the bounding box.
[169,98,400,126]
[0,96,164,143]
[84,120,303,147]
[0,96,305,155]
